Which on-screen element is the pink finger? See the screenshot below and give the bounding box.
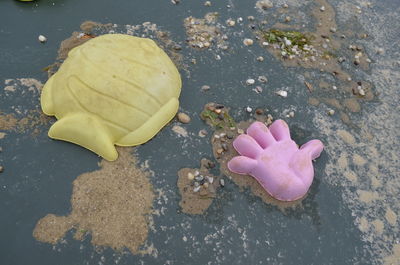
[269,119,291,141]
[300,139,324,160]
[228,156,258,174]
[246,122,276,149]
[232,134,263,158]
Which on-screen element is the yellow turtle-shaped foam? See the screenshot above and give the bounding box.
[41,34,182,161]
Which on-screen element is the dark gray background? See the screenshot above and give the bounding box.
[1,0,397,264]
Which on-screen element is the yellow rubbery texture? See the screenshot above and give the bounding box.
[41,34,182,161]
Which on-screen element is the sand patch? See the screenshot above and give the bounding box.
[33,148,155,254]
[177,159,221,215]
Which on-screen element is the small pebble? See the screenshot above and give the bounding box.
[289,111,295,118]
[207,161,216,169]
[247,16,255,21]
[38,35,47,43]
[330,27,337,33]
[255,108,264,115]
[338,57,346,63]
[246,78,255,85]
[177,112,191,123]
[376,48,384,54]
[243,38,254,46]
[284,16,291,22]
[173,44,182,51]
[328,109,335,115]
[276,90,288,98]
[246,106,253,113]
[358,87,366,96]
[0,166,3,173]
[203,182,209,188]
[237,129,244,134]
[219,178,225,187]
[221,143,229,151]
[256,56,264,62]
[332,85,337,90]
[257,0,273,9]
[187,172,195,180]
[262,41,269,46]
[171,0,180,4]
[199,129,208,137]
[216,148,224,154]
[207,176,214,184]
[204,1,211,6]
[226,132,234,139]
[258,75,268,83]
[320,6,325,11]
[194,181,200,187]
[255,86,263,93]
[193,186,201,192]
[194,170,200,176]
[283,38,292,46]
[195,175,204,182]
[237,17,243,23]
[283,3,288,8]
[227,19,235,27]
[201,85,211,91]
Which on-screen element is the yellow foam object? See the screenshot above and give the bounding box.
[41,34,182,161]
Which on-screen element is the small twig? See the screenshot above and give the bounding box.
[304,81,313,93]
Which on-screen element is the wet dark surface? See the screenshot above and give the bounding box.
[0,0,398,264]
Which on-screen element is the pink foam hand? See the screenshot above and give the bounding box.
[227,120,324,201]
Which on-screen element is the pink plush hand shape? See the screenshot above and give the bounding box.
[227,120,324,201]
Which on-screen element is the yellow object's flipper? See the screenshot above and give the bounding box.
[41,75,55,115]
[48,113,118,161]
[117,98,179,146]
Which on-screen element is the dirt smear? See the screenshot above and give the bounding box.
[1,78,50,136]
[256,0,374,124]
[33,147,156,255]
[304,0,400,263]
[184,12,227,50]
